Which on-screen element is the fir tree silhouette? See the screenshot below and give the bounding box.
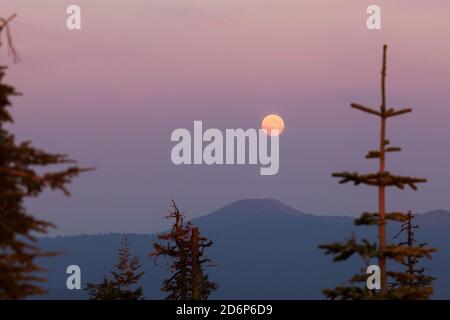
[0,15,89,299]
[86,237,145,300]
[319,45,435,299]
[389,210,436,299]
[151,200,218,300]
[85,277,122,300]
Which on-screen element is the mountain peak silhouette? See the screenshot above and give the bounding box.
[36,199,450,300]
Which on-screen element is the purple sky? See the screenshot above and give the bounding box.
[2,0,450,235]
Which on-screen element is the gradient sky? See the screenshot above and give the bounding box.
[2,0,450,235]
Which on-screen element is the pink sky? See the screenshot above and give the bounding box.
[2,0,450,234]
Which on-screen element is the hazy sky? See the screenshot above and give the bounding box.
[2,0,450,235]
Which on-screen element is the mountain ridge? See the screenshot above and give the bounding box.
[36,199,450,299]
[40,199,450,239]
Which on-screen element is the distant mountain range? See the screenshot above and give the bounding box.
[36,199,450,299]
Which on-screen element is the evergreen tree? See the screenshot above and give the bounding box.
[86,237,145,300]
[111,237,145,299]
[85,277,121,300]
[390,210,435,298]
[319,45,435,299]
[151,201,218,300]
[0,15,87,299]
[190,226,218,300]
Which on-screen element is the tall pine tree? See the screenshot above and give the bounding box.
[86,237,145,300]
[0,15,87,299]
[319,45,435,299]
[151,201,218,300]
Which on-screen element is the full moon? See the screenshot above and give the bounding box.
[261,114,285,136]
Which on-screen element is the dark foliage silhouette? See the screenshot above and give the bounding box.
[86,237,145,300]
[0,15,88,299]
[151,201,218,300]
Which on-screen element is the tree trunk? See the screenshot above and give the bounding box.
[379,44,388,293]
[191,227,201,300]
